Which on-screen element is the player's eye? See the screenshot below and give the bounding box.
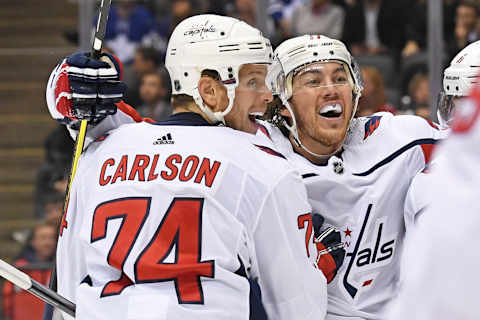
[304,77,321,86]
[334,74,348,84]
[247,79,257,88]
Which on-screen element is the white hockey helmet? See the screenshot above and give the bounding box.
[438,40,480,127]
[165,14,273,124]
[269,35,363,158]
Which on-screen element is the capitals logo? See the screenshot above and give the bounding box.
[341,204,397,300]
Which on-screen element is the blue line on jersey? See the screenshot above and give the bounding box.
[353,138,438,177]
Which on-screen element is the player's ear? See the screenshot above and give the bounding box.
[198,77,226,112]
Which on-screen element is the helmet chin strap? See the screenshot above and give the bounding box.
[289,124,342,161]
[192,86,236,125]
[279,98,337,160]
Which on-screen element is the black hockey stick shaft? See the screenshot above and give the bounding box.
[49,0,112,294]
[0,258,75,317]
[91,0,112,60]
[30,279,76,317]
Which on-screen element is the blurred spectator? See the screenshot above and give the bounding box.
[137,71,171,121]
[2,221,56,320]
[229,0,258,28]
[398,1,455,102]
[401,0,457,58]
[14,221,57,264]
[34,126,73,219]
[343,0,407,59]
[226,0,277,41]
[402,0,463,57]
[401,0,427,58]
[268,0,305,39]
[356,66,397,117]
[157,0,196,41]
[51,171,68,196]
[415,104,431,120]
[290,0,345,39]
[406,73,431,113]
[123,46,163,107]
[446,0,480,61]
[101,0,160,64]
[43,192,65,225]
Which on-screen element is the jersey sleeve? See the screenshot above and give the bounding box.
[252,171,327,320]
[403,171,433,231]
[392,115,449,171]
[66,101,154,145]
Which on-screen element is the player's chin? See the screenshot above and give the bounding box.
[317,124,348,146]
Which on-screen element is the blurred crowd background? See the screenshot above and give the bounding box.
[1,0,479,318]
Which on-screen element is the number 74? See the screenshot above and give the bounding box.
[90,197,215,304]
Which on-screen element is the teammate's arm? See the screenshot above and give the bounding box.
[252,171,327,320]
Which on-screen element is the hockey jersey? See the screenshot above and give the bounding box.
[56,113,327,320]
[388,91,480,320]
[261,112,447,319]
[61,104,447,319]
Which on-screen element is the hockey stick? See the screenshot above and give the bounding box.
[0,258,76,317]
[49,0,112,293]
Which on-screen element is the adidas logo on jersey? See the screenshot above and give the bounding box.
[154,133,174,145]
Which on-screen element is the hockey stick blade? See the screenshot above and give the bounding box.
[0,259,76,317]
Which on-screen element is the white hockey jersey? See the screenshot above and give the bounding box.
[388,94,480,319]
[56,113,327,320]
[261,113,447,319]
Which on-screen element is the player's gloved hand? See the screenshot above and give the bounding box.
[312,213,345,283]
[46,51,126,127]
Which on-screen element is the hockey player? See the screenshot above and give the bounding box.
[403,40,480,230]
[388,70,480,320]
[261,35,449,319]
[48,32,446,318]
[388,40,480,319]
[46,15,340,320]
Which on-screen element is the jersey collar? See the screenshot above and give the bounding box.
[152,112,218,126]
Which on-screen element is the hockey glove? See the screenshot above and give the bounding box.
[312,213,346,283]
[46,52,126,127]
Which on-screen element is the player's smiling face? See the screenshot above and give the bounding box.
[223,64,273,134]
[283,61,354,155]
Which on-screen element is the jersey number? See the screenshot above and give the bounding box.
[91,197,214,304]
[297,213,313,257]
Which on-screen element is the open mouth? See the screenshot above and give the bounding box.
[318,103,343,118]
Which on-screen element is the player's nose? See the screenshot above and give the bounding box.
[263,89,273,103]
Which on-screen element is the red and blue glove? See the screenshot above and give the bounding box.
[46,52,126,127]
[312,213,346,283]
